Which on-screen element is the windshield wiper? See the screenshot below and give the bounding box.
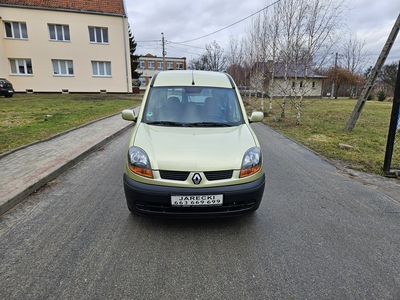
[146,121,187,126]
[146,121,232,127]
[189,122,232,127]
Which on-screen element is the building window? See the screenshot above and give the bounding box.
[299,81,303,88]
[89,27,108,44]
[176,62,183,70]
[49,24,70,41]
[148,60,155,70]
[9,59,33,75]
[158,61,164,70]
[52,60,74,76]
[312,81,316,89]
[292,81,296,88]
[92,61,111,76]
[4,22,28,39]
[139,76,146,86]
[139,60,145,69]
[167,61,174,70]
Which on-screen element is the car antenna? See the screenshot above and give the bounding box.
[191,70,195,85]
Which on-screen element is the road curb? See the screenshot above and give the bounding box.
[0,111,136,216]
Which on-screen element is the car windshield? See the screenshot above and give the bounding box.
[142,86,244,127]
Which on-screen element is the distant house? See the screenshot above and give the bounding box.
[0,0,132,93]
[251,61,326,97]
[137,53,186,89]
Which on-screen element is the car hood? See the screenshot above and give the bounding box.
[133,123,258,171]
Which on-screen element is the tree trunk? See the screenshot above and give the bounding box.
[296,95,303,125]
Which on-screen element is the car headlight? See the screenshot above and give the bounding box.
[127,146,153,178]
[240,147,262,178]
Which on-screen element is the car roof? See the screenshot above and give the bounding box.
[151,70,235,89]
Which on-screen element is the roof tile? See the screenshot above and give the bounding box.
[1,0,126,15]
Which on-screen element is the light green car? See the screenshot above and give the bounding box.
[122,70,265,217]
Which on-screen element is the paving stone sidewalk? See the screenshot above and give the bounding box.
[0,109,138,216]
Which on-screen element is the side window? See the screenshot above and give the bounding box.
[49,24,70,41]
[4,22,28,39]
[9,59,33,75]
[52,60,74,76]
[148,60,155,70]
[139,76,146,86]
[89,27,108,44]
[92,61,111,76]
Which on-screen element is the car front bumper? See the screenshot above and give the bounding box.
[123,173,265,217]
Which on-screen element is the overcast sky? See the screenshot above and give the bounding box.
[126,0,400,69]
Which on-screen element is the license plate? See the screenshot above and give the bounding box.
[171,194,223,207]
[8,90,13,93]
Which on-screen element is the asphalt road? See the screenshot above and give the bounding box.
[1,123,400,299]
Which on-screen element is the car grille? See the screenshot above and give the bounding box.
[134,200,256,215]
[159,170,233,181]
[204,170,233,181]
[159,170,189,181]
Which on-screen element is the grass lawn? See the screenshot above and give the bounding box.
[0,93,141,154]
[245,96,400,176]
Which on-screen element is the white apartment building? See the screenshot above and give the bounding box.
[0,0,132,93]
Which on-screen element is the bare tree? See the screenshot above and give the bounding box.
[380,61,399,95]
[273,0,346,124]
[242,8,276,112]
[341,34,368,74]
[339,33,369,97]
[204,41,227,71]
[325,66,361,98]
[225,0,346,123]
[226,36,246,86]
[189,41,227,71]
[266,8,280,113]
[246,0,318,119]
[188,55,208,70]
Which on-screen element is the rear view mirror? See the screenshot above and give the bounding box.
[249,111,264,123]
[121,109,137,122]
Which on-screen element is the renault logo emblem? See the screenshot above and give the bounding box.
[192,173,202,185]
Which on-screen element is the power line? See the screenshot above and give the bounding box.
[167,41,205,50]
[166,44,203,56]
[136,40,160,43]
[174,0,280,44]
[136,1,281,58]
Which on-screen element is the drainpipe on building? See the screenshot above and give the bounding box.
[122,16,130,93]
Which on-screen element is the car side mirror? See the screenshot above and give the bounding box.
[249,111,264,123]
[121,109,137,122]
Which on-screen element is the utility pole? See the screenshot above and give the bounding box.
[161,32,166,70]
[344,13,400,131]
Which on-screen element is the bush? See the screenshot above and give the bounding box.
[377,90,387,102]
